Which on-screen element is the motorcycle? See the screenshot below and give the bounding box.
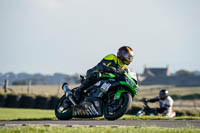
[136,98,176,117]
[136,99,158,116]
[55,71,138,120]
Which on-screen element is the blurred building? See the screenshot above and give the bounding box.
[143,65,170,77]
[138,65,200,86]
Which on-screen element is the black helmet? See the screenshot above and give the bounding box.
[159,89,168,100]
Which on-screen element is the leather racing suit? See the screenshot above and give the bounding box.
[74,54,130,102]
[147,96,175,116]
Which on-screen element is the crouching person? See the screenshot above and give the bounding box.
[145,89,176,117]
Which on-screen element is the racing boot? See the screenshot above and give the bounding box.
[73,79,91,103]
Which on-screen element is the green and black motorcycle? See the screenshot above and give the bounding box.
[55,71,138,120]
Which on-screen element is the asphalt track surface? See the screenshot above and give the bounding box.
[0,120,200,128]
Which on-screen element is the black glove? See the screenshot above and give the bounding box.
[105,66,117,73]
[115,67,122,72]
[114,69,126,78]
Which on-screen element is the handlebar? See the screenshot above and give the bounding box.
[141,98,150,109]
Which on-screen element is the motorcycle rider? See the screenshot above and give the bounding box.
[73,46,134,103]
[144,89,176,117]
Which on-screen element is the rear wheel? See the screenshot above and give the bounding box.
[55,95,73,120]
[103,92,132,120]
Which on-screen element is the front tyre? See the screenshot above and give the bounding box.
[136,109,145,116]
[103,92,132,120]
[55,95,73,120]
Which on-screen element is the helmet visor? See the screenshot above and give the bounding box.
[159,94,167,100]
[122,50,133,62]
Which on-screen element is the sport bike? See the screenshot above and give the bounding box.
[55,71,138,120]
[136,99,176,117]
[136,99,157,116]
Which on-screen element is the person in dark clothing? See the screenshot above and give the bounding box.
[73,46,134,102]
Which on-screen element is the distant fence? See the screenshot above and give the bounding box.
[140,76,200,86]
[171,94,200,100]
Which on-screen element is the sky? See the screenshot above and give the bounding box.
[0,0,200,75]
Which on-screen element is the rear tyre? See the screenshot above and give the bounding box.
[55,95,73,120]
[103,92,132,120]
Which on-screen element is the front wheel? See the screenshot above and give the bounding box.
[136,109,145,116]
[103,92,132,120]
[55,95,73,120]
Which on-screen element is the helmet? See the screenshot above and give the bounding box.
[159,89,168,100]
[117,46,134,65]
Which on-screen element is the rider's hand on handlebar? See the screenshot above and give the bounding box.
[115,70,126,78]
[105,67,125,76]
[115,68,126,75]
[105,67,117,73]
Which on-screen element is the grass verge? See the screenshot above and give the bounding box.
[0,108,56,120]
[0,107,200,121]
[0,126,200,133]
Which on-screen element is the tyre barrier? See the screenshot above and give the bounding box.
[0,94,53,109]
[19,95,35,108]
[34,96,50,109]
[4,94,21,108]
[48,96,59,109]
[0,94,200,116]
[0,94,6,107]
